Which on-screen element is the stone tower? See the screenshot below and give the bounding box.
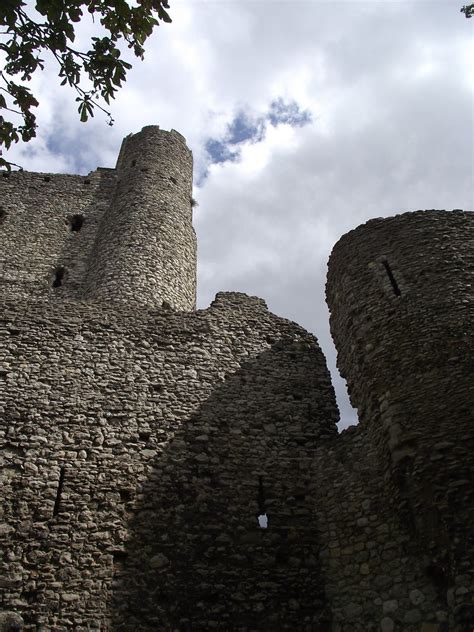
[85,126,197,310]
[326,210,474,628]
[0,125,196,310]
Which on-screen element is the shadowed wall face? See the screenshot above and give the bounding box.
[0,292,338,631]
[326,210,474,625]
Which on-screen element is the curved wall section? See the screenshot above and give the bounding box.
[85,126,197,310]
[0,292,338,631]
[326,210,474,626]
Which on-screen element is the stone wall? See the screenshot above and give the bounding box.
[0,292,338,631]
[1,289,456,632]
[0,168,116,301]
[326,210,474,630]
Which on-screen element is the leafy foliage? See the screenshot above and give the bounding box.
[0,0,171,169]
[461,4,474,17]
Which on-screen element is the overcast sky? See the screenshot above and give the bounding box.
[5,0,473,428]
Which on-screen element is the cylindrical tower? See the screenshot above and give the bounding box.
[326,210,474,626]
[85,126,196,310]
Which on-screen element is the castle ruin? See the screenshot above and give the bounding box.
[0,126,473,631]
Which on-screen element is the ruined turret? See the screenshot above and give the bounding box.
[326,210,474,626]
[84,126,197,310]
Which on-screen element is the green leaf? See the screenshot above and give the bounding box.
[0,0,175,162]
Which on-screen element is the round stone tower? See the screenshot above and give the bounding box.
[85,126,196,310]
[326,210,474,625]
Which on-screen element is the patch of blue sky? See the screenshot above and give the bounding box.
[268,98,312,128]
[201,99,313,183]
[227,111,265,145]
[205,138,240,165]
[205,110,265,167]
[45,134,96,174]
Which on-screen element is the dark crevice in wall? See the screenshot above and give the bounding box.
[257,475,267,528]
[70,214,85,232]
[53,467,66,516]
[381,259,401,296]
[0,206,6,224]
[425,562,449,598]
[52,266,66,288]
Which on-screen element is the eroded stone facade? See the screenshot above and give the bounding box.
[0,127,472,631]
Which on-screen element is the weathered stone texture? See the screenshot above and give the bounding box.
[0,292,337,630]
[84,126,196,310]
[0,126,196,311]
[0,127,472,631]
[0,168,116,301]
[326,210,474,630]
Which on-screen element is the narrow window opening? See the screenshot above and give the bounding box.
[257,475,268,528]
[119,489,133,502]
[83,179,91,185]
[53,467,66,516]
[425,562,448,593]
[381,259,401,296]
[131,160,136,167]
[43,176,51,182]
[258,513,268,528]
[113,550,128,566]
[0,207,6,224]
[70,214,84,232]
[52,266,65,288]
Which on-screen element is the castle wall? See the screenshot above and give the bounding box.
[312,427,445,631]
[0,169,116,300]
[0,126,197,311]
[326,210,474,629]
[0,292,339,631]
[0,291,456,632]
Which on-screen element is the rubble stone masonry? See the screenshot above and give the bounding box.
[0,126,472,631]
